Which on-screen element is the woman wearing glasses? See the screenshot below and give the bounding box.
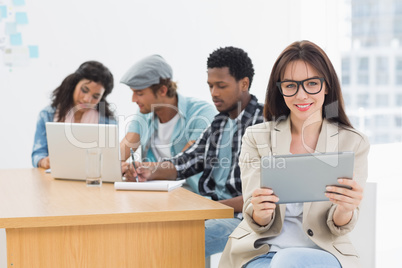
[31,61,116,169]
[219,40,369,267]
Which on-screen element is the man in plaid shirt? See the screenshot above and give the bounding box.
[126,46,264,257]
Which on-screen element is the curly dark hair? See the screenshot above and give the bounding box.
[51,61,115,122]
[207,46,255,89]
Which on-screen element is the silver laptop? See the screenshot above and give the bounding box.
[46,122,123,183]
[260,152,354,204]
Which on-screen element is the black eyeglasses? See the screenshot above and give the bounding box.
[276,77,325,97]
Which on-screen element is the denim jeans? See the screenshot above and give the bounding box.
[205,218,241,258]
[244,248,342,268]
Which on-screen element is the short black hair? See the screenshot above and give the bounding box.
[207,46,255,88]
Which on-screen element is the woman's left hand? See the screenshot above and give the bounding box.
[325,178,363,226]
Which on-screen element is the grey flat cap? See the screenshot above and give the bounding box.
[120,54,173,90]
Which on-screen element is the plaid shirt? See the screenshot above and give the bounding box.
[167,95,264,201]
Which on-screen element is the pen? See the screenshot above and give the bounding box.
[130,148,139,182]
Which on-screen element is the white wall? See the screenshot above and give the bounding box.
[0,0,342,169]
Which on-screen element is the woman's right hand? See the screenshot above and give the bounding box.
[251,188,279,226]
[39,157,50,169]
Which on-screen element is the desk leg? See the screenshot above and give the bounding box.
[7,220,205,268]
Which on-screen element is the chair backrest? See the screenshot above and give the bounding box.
[348,182,377,268]
[0,228,5,268]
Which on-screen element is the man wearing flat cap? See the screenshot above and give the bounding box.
[120,54,217,193]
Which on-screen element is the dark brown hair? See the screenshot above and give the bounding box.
[264,40,352,128]
[51,61,114,122]
[149,78,177,98]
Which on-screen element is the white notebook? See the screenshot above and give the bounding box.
[114,180,185,192]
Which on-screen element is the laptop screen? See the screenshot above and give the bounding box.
[45,122,122,182]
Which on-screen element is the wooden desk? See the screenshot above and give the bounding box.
[0,169,233,267]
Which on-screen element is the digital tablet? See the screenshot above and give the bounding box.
[260,152,354,204]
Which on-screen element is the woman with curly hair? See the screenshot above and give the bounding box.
[32,61,116,169]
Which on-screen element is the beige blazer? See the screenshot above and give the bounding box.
[219,117,370,268]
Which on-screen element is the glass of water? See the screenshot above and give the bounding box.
[86,148,102,187]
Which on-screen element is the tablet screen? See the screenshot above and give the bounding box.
[260,152,354,204]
